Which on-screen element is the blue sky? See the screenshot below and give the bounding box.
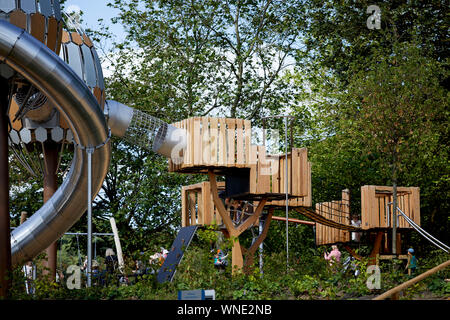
[64,0,125,42]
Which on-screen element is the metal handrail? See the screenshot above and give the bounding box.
[396,207,449,253]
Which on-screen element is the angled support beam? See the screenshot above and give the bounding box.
[208,169,268,274]
[244,207,274,274]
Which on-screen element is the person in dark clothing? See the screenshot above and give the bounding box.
[105,248,118,285]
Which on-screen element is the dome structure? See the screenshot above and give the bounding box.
[4,5,106,177]
[0,0,64,80]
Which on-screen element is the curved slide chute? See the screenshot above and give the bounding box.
[1,20,111,266]
[1,19,187,266]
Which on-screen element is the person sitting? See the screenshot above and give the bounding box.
[324,245,341,267]
[214,249,228,270]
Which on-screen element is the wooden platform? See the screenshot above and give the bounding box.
[169,116,312,205]
[361,186,420,230]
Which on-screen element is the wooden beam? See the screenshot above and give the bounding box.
[272,216,315,226]
[208,170,236,236]
[244,208,274,274]
[373,260,450,300]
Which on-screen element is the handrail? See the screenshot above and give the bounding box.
[373,259,450,300]
[396,207,449,253]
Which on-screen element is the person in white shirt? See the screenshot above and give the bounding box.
[351,215,362,242]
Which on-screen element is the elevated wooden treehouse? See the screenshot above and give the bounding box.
[170,117,422,272]
[170,117,313,272]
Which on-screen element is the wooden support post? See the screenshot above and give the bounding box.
[0,80,11,298]
[208,169,268,274]
[231,238,243,275]
[42,141,59,281]
[369,231,384,265]
[243,208,274,274]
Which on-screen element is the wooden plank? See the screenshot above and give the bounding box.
[315,204,320,245]
[226,119,236,165]
[46,17,58,52]
[257,146,270,194]
[193,118,201,165]
[184,119,190,165]
[404,193,411,228]
[197,190,204,225]
[188,191,196,225]
[30,13,45,43]
[279,156,285,194]
[305,162,312,207]
[244,120,251,166]
[210,117,219,165]
[10,10,27,30]
[271,155,280,194]
[249,145,258,194]
[299,148,308,196]
[291,149,300,197]
[361,186,369,230]
[380,195,386,228]
[202,117,210,165]
[236,119,244,166]
[189,118,195,166]
[414,187,420,227]
[218,118,226,166]
[181,187,187,227]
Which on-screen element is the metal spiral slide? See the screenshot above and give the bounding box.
[0,20,186,266]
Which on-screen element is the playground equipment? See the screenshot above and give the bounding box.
[0,2,186,293]
[0,2,445,293]
[170,117,433,274]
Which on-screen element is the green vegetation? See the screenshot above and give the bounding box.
[8,241,449,300]
[7,0,449,300]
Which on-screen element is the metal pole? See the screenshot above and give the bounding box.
[0,79,11,298]
[259,219,263,276]
[392,182,397,255]
[285,116,289,273]
[87,147,93,287]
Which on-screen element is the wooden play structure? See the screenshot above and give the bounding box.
[315,190,351,246]
[170,116,422,273]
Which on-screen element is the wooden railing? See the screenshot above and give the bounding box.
[315,189,352,246]
[181,181,225,227]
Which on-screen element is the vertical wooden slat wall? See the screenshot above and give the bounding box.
[169,117,253,172]
[181,182,226,227]
[315,193,351,246]
[361,186,420,230]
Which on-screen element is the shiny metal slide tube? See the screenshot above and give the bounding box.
[105,100,186,160]
[0,21,111,266]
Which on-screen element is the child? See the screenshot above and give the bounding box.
[405,248,418,276]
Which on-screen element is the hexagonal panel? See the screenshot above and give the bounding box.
[35,126,48,142]
[9,130,20,145]
[65,129,73,143]
[51,127,63,142]
[0,0,16,13]
[19,128,32,144]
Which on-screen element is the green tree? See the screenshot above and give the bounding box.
[100,0,306,121]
